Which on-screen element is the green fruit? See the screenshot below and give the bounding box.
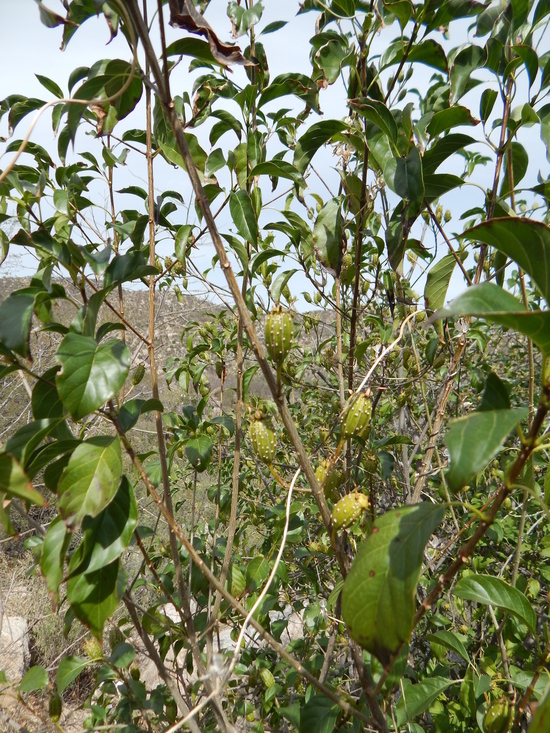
[483,697,511,733]
[315,459,345,502]
[109,627,124,649]
[259,668,275,688]
[340,390,372,441]
[331,491,369,533]
[249,418,277,464]
[83,637,103,661]
[265,306,293,365]
[49,693,62,723]
[130,665,141,680]
[132,364,145,386]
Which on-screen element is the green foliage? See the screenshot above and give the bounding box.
[1,0,550,730]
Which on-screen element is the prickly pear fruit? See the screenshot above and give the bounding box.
[249,418,277,464]
[340,389,372,441]
[331,491,369,533]
[265,306,293,365]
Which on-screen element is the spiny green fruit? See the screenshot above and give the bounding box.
[265,306,293,365]
[315,459,345,502]
[483,697,511,733]
[109,627,125,649]
[331,491,369,533]
[49,693,62,723]
[340,389,372,441]
[83,636,103,661]
[132,364,145,386]
[249,417,277,464]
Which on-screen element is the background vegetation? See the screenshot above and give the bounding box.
[1,0,550,731]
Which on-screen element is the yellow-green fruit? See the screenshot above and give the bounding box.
[259,668,275,688]
[331,491,369,533]
[132,364,145,386]
[49,693,62,723]
[483,697,511,733]
[83,637,103,661]
[265,307,293,365]
[249,419,277,464]
[315,460,346,502]
[340,390,372,441]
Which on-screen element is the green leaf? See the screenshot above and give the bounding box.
[479,372,511,412]
[450,45,485,103]
[272,269,299,303]
[435,282,550,356]
[300,695,339,733]
[17,665,48,692]
[69,477,137,576]
[260,20,288,34]
[424,254,459,313]
[185,436,213,472]
[500,142,529,196]
[103,250,157,287]
[392,147,424,204]
[480,88,498,123]
[67,560,125,640]
[165,37,217,66]
[395,676,455,728]
[110,642,136,669]
[444,407,528,492]
[56,655,90,695]
[342,503,445,667]
[41,516,70,606]
[464,217,550,303]
[426,631,469,662]
[35,74,63,99]
[175,225,194,262]
[423,133,475,175]
[294,120,347,173]
[454,575,537,632]
[250,161,305,186]
[246,555,270,592]
[259,73,319,112]
[118,398,163,433]
[0,453,45,505]
[229,190,258,244]
[383,39,448,73]
[56,334,130,420]
[57,436,123,526]
[0,288,38,357]
[426,106,479,137]
[313,196,344,274]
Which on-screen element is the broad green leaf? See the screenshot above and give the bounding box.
[426,631,469,662]
[258,73,319,112]
[350,99,397,144]
[185,436,213,472]
[69,477,137,576]
[300,695,339,733]
[165,37,217,65]
[0,453,45,505]
[424,173,465,201]
[35,73,63,98]
[251,248,285,274]
[67,560,125,640]
[463,219,550,305]
[423,133,475,175]
[480,88,498,123]
[427,106,479,137]
[454,575,537,632]
[57,436,123,525]
[260,20,288,34]
[56,334,130,420]
[118,398,163,433]
[294,120,347,173]
[479,372,511,411]
[246,555,270,592]
[383,39,448,73]
[250,161,305,187]
[4,418,62,467]
[395,677,455,727]
[0,288,38,357]
[110,642,135,669]
[205,147,225,179]
[175,225,194,262]
[56,655,90,694]
[450,45,485,103]
[392,147,424,204]
[500,142,529,196]
[313,196,344,274]
[40,516,70,606]
[424,254,459,313]
[17,665,48,692]
[229,190,258,244]
[444,407,528,491]
[342,503,445,667]
[435,282,550,356]
[103,250,157,287]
